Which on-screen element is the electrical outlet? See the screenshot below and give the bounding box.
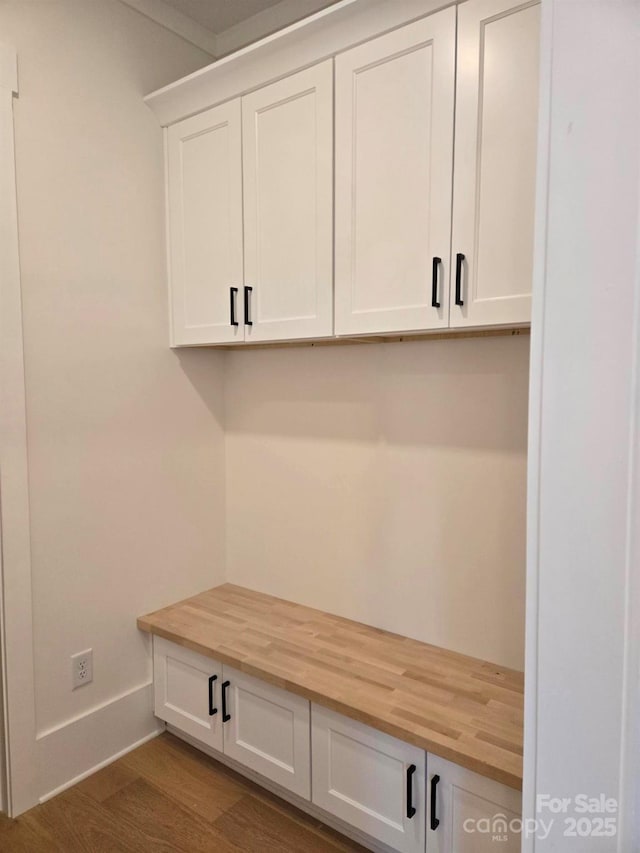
[71,649,93,689]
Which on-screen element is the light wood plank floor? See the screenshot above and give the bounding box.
[0,733,368,852]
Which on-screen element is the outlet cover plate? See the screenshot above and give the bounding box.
[71,649,93,689]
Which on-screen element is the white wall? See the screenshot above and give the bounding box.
[0,0,222,800]
[523,0,640,849]
[226,335,529,670]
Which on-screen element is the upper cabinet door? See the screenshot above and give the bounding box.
[167,100,244,345]
[334,9,456,336]
[242,61,334,342]
[450,0,541,328]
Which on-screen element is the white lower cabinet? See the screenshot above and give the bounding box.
[312,705,426,853]
[153,639,522,853]
[153,639,311,798]
[221,665,311,798]
[427,755,522,853]
[153,636,224,751]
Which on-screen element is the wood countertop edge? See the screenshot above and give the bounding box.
[138,617,523,791]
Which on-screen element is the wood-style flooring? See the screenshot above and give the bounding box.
[0,733,367,852]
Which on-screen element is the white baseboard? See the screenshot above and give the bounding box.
[37,682,163,803]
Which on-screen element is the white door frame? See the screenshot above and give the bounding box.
[0,43,38,817]
[523,1,640,850]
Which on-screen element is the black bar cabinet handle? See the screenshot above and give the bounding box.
[455,253,465,306]
[244,286,253,326]
[430,774,441,830]
[406,764,417,819]
[431,257,442,309]
[208,674,218,716]
[221,680,231,722]
[230,287,239,327]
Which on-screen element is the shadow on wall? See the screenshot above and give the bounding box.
[221,334,530,669]
[223,335,530,453]
[174,347,226,429]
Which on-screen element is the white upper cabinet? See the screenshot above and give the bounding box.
[450,0,541,328]
[167,62,332,347]
[242,61,334,342]
[167,100,244,346]
[160,0,541,345]
[334,9,456,336]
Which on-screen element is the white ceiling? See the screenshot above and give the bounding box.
[160,0,311,34]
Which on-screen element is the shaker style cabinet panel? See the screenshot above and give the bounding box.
[334,8,456,336]
[167,100,244,345]
[450,0,541,328]
[242,60,334,342]
[311,705,426,853]
[153,639,311,799]
[162,0,540,344]
[153,637,223,751]
[221,666,311,798]
[150,633,524,853]
[427,754,522,853]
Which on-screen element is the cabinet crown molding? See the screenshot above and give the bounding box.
[144,0,452,126]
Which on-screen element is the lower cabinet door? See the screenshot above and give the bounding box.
[427,754,522,853]
[153,637,223,751]
[222,666,311,799]
[312,705,425,853]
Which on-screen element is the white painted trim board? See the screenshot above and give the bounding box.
[523,1,640,849]
[0,42,38,818]
[38,682,163,803]
[521,0,552,845]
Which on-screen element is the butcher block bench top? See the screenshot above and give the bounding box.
[138,583,524,789]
